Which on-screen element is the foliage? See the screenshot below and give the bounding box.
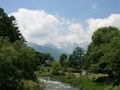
[104,85,120,90]
[50,61,62,76]
[66,68,75,79]
[23,80,43,90]
[0,7,25,43]
[59,54,67,67]
[89,64,99,73]
[67,55,75,68]
[0,37,37,90]
[85,26,120,85]
[35,51,54,66]
[70,47,85,69]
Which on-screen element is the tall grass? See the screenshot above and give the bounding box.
[53,75,107,90]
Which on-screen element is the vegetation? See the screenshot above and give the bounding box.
[36,26,120,90]
[85,26,120,85]
[59,54,67,67]
[67,47,85,70]
[53,75,107,90]
[0,7,40,90]
[0,38,38,90]
[35,51,54,66]
[72,47,85,69]
[0,7,25,43]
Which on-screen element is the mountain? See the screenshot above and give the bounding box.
[26,42,89,61]
[44,42,89,54]
[26,42,69,61]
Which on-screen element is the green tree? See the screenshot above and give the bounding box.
[45,53,54,61]
[68,55,75,68]
[85,26,120,85]
[35,52,54,67]
[51,61,61,76]
[0,37,37,90]
[59,54,67,67]
[0,7,25,43]
[72,47,85,70]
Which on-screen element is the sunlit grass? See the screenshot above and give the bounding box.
[23,80,43,90]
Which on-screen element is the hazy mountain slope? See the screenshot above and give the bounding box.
[26,42,69,60]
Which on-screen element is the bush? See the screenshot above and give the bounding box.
[50,61,61,76]
[23,80,43,90]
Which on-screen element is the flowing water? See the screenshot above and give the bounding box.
[39,77,80,90]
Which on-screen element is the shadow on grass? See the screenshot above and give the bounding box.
[94,76,109,85]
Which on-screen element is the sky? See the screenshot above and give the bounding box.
[0,0,120,45]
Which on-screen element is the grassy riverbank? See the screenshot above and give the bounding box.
[53,74,120,90]
[35,67,120,90]
[23,80,43,90]
[53,75,107,90]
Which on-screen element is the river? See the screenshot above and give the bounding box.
[39,77,80,90]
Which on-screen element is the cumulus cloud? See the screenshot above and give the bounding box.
[9,8,120,45]
[92,4,97,9]
[86,14,120,41]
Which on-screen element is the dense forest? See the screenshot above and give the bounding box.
[0,7,120,90]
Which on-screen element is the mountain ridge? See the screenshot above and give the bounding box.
[26,42,89,61]
[26,42,69,61]
[43,42,89,54]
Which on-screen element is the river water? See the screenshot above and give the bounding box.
[39,77,80,90]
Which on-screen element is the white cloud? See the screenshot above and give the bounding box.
[86,14,120,41]
[9,8,120,45]
[92,4,97,9]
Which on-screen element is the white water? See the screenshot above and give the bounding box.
[39,77,80,90]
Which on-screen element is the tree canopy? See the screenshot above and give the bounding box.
[59,54,67,67]
[68,47,85,69]
[0,7,25,43]
[0,37,37,90]
[0,7,38,90]
[85,26,120,85]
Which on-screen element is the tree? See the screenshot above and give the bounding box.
[45,53,54,61]
[0,7,38,89]
[51,61,61,76]
[0,7,25,43]
[59,54,67,67]
[0,37,37,90]
[68,55,75,68]
[35,52,54,67]
[72,47,85,70]
[85,26,120,85]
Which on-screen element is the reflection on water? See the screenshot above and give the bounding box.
[39,77,80,90]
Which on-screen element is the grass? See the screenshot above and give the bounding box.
[53,75,107,90]
[23,80,43,90]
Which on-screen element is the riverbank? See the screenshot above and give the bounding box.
[23,80,44,90]
[35,67,120,90]
[35,68,107,90]
[52,75,107,90]
[52,74,120,90]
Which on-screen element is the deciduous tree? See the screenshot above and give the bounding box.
[85,26,120,85]
[59,54,67,67]
[72,47,85,70]
[0,37,37,90]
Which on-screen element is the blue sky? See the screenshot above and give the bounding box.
[1,0,120,20]
[0,0,120,45]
